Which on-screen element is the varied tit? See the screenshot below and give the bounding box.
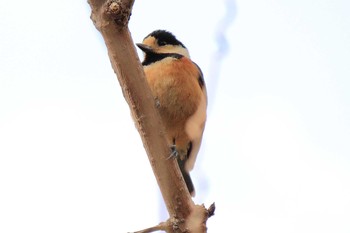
[137,30,207,196]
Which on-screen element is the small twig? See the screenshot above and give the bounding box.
[130,222,167,233]
[207,202,216,218]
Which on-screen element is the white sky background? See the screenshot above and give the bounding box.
[0,0,350,232]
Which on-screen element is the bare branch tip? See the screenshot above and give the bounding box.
[207,202,216,218]
[105,0,133,27]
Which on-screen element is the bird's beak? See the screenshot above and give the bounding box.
[136,43,154,53]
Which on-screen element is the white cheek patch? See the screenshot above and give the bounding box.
[159,45,191,58]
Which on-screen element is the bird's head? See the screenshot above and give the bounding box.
[137,30,190,58]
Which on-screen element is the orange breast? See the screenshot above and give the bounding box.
[144,57,202,130]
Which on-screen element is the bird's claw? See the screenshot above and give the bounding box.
[167,145,178,160]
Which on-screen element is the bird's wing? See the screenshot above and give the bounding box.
[184,65,207,172]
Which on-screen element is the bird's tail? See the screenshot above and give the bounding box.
[177,158,195,197]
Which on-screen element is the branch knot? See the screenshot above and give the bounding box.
[105,0,132,27]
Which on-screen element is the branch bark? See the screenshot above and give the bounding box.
[87,0,211,232]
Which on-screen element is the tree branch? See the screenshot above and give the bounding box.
[87,0,212,232]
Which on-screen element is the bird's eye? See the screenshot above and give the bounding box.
[158,40,167,46]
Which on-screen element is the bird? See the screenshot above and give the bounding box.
[136,30,207,196]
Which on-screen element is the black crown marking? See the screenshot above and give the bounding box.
[146,30,186,48]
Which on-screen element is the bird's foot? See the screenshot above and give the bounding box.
[167,145,178,160]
